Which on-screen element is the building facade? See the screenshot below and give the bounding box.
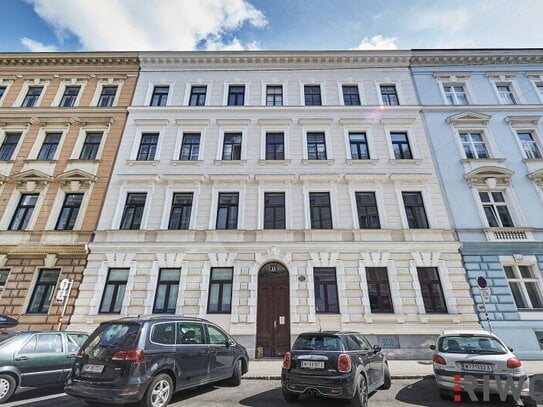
[69,51,479,358]
[412,50,543,358]
[0,52,139,330]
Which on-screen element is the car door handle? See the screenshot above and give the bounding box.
[67,353,77,359]
[202,350,209,355]
[15,356,28,361]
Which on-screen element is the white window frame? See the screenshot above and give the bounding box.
[348,185,387,229]
[45,189,91,231]
[262,82,287,106]
[303,186,338,230]
[14,79,50,107]
[300,82,326,106]
[456,130,492,160]
[260,126,290,160]
[0,124,28,161]
[472,187,524,228]
[130,128,165,162]
[0,79,14,108]
[216,127,248,161]
[90,78,125,107]
[145,81,174,106]
[174,126,206,161]
[384,125,418,160]
[302,127,332,160]
[337,82,365,106]
[343,126,375,160]
[184,81,213,107]
[28,125,69,161]
[257,185,292,230]
[395,186,435,229]
[513,129,543,160]
[52,78,87,107]
[112,187,153,230]
[209,187,246,230]
[161,186,199,230]
[223,82,248,106]
[0,187,48,230]
[501,257,543,310]
[487,74,524,105]
[375,81,404,106]
[441,83,470,105]
[70,125,110,160]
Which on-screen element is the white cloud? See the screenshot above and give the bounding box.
[350,35,398,50]
[24,0,267,51]
[204,37,260,51]
[20,37,58,52]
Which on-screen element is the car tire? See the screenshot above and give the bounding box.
[140,373,173,407]
[0,374,16,404]
[438,388,453,401]
[380,364,392,390]
[282,388,300,403]
[350,374,369,407]
[228,359,242,386]
[521,396,537,407]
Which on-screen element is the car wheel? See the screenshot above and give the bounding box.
[380,364,391,390]
[281,388,299,403]
[350,374,369,407]
[521,396,537,407]
[228,359,242,386]
[0,374,16,404]
[140,373,173,407]
[438,388,453,401]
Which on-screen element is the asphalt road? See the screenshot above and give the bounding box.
[4,378,526,407]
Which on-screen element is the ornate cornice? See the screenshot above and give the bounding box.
[0,244,88,256]
[411,50,543,66]
[0,52,139,68]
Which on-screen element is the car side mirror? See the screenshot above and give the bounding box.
[430,345,436,351]
[373,345,382,353]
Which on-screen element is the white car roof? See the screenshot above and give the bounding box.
[440,329,496,337]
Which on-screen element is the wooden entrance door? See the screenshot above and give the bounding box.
[256,262,290,358]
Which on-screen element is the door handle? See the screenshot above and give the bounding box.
[15,356,28,361]
[274,320,277,329]
[67,353,77,359]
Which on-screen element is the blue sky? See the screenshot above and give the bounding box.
[2,0,543,52]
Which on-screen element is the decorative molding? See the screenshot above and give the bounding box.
[155,252,185,268]
[412,52,543,66]
[464,166,514,187]
[360,252,390,267]
[133,119,169,126]
[411,252,441,267]
[447,111,491,127]
[0,255,6,267]
[309,252,339,267]
[528,169,543,185]
[505,115,541,127]
[207,252,237,268]
[0,245,87,256]
[57,169,97,192]
[12,169,53,192]
[44,254,57,268]
[0,53,139,67]
[105,252,135,267]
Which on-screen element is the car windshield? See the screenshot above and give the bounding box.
[0,333,16,345]
[82,323,140,357]
[292,335,342,351]
[438,335,507,354]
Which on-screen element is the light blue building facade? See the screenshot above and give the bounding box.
[411,50,543,358]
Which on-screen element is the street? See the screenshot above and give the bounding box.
[4,378,524,407]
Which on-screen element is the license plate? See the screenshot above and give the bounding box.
[462,363,492,372]
[301,361,324,369]
[82,364,104,374]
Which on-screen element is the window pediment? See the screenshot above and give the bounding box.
[12,169,52,192]
[528,169,543,185]
[57,169,96,192]
[505,115,541,128]
[464,166,514,187]
[447,111,491,127]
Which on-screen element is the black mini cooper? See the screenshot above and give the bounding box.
[281,331,391,407]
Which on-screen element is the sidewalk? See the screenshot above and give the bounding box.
[245,359,543,380]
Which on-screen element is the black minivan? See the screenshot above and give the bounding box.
[65,316,249,407]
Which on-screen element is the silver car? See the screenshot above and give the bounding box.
[430,330,535,406]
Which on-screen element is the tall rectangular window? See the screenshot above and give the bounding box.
[79,132,102,160]
[402,192,429,229]
[391,133,413,159]
[37,133,61,160]
[479,191,514,227]
[366,267,393,313]
[314,268,339,313]
[380,85,399,106]
[342,85,360,106]
[264,192,285,229]
[265,132,284,160]
[137,133,159,161]
[0,86,6,100]
[168,193,193,230]
[307,132,327,160]
[27,269,59,314]
[310,192,332,229]
[153,269,181,314]
[228,85,245,106]
[59,86,80,107]
[355,192,380,229]
[179,133,200,161]
[266,85,283,106]
[222,133,242,160]
[497,85,516,104]
[150,85,169,106]
[189,85,207,106]
[460,132,488,159]
[22,86,43,107]
[504,265,543,310]
[55,193,83,230]
[304,85,322,106]
[417,267,447,313]
[216,193,239,230]
[208,268,233,313]
[9,194,39,230]
[99,269,129,314]
[349,133,369,159]
[517,132,542,159]
[120,193,147,230]
[97,86,118,107]
[0,133,21,160]
[0,269,9,297]
[443,85,468,105]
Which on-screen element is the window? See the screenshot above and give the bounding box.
[265,132,284,160]
[208,268,233,313]
[366,267,393,313]
[0,269,9,297]
[0,86,5,100]
[228,85,245,106]
[402,192,429,229]
[179,133,200,161]
[479,191,514,227]
[266,85,283,106]
[168,193,193,230]
[136,133,159,161]
[380,85,399,106]
[460,132,488,159]
[59,86,80,107]
[99,269,129,314]
[22,86,43,107]
[36,334,63,353]
[391,132,412,159]
[207,325,229,345]
[120,192,147,230]
[177,322,205,344]
[55,193,83,230]
[20,335,37,353]
[153,269,181,314]
[151,323,176,344]
[517,132,542,159]
[497,85,516,104]
[98,86,118,107]
[443,85,468,105]
[67,333,88,353]
[264,192,285,229]
[355,192,380,229]
[309,192,332,229]
[505,265,543,310]
[9,194,39,230]
[150,85,169,106]
[417,267,447,313]
[27,269,59,314]
[0,133,21,160]
[342,85,360,106]
[304,85,321,106]
[216,193,239,230]
[349,132,369,159]
[222,133,242,160]
[79,132,102,160]
[189,86,207,106]
[314,268,339,313]
[37,133,61,160]
[307,132,327,160]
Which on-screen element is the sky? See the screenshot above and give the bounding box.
[0,0,542,52]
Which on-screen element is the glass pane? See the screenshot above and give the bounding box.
[167,285,179,311]
[160,269,181,282]
[510,282,527,308]
[36,334,63,353]
[526,282,543,308]
[221,283,232,309]
[212,268,232,280]
[100,285,114,312]
[504,266,515,278]
[113,285,126,313]
[109,269,129,281]
[151,323,176,345]
[207,325,227,345]
[177,322,205,344]
[154,285,167,310]
[208,284,219,312]
[519,266,533,279]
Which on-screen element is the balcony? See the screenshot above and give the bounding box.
[485,228,533,242]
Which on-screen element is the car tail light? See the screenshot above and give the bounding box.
[282,352,291,369]
[112,349,144,363]
[507,357,522,369]
[433,354,446,365]
[338,354,352,373]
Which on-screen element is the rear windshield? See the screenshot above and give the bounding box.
[0,333,16,344]
[438,335,507,354]
[292,335,342,351]
[82,323,140,357]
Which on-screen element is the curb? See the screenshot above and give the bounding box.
[244,374,434,380]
